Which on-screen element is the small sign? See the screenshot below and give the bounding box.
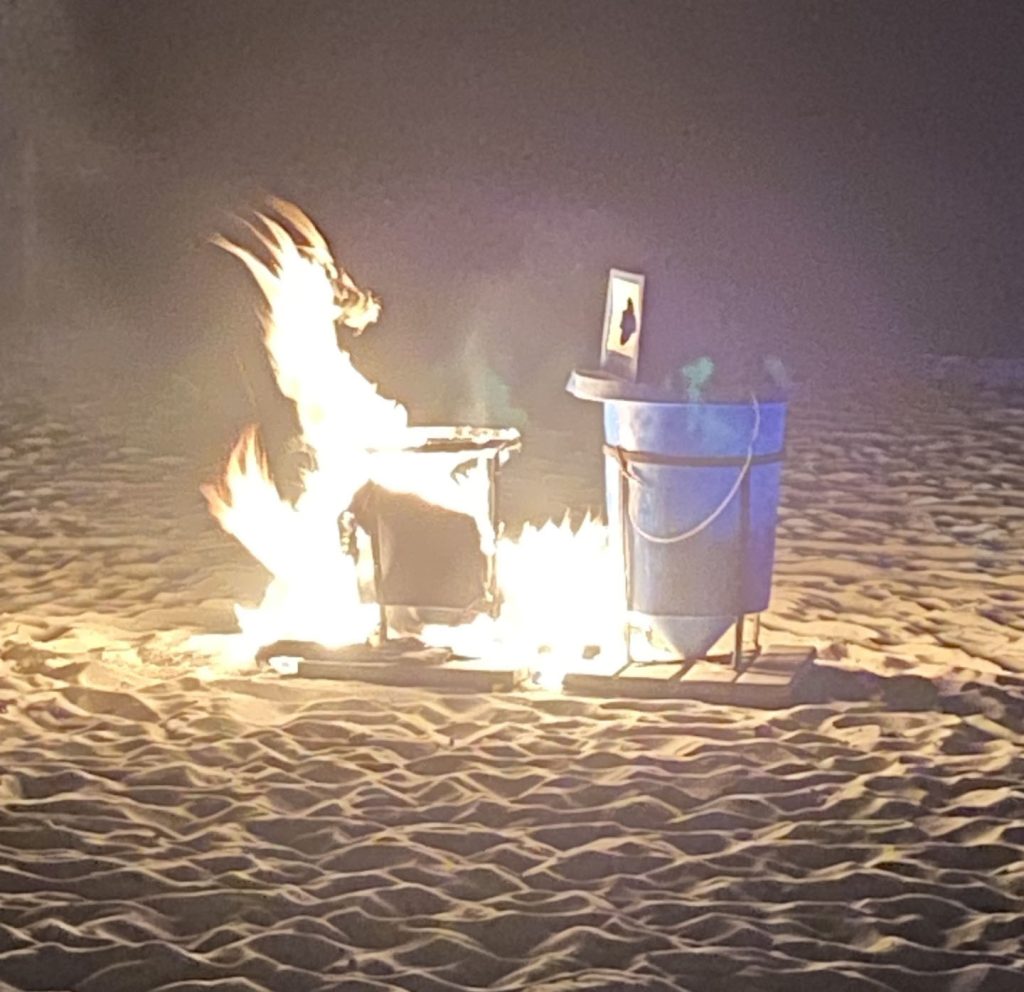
[601,269,645,381]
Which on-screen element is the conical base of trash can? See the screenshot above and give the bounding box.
[648,615,734,660]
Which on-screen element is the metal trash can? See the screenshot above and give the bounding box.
[569,370,787,660]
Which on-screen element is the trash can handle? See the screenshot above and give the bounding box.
[620,394,762,545]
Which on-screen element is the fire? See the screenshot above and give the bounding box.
[201,202,623,683]
[201,203,401,656]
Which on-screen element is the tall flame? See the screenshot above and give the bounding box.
[201,202,623,681]
[202,203,401,652]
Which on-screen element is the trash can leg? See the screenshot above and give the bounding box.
[733,614,745,670]
[486,456,501,617]
[620,465,634,668]
[370,517,389,643]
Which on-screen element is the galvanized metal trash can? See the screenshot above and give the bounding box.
[569,370,787,660]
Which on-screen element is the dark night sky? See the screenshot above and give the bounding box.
[2,0,1024,424]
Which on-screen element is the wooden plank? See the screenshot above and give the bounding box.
[257,638,451,667]
[276,657,529,693]
[562,647,817,708]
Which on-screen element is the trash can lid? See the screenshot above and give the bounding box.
[566,369,675,403]
[567,368,790,406]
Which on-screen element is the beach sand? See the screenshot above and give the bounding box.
[1,353,1023,991]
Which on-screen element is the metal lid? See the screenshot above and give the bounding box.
[366,426,521,455]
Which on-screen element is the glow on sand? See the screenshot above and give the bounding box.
[200,202,623,686]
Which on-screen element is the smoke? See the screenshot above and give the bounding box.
[676,357,715,401]
[7,0,1018,435]
[456,329,528,430]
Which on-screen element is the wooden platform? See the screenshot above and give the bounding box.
[562,646,818,708]
[258,639,530,692]
[256,638,816,704]
[276,658,529,692]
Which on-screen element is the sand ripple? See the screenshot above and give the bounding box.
[1,359,1023,989]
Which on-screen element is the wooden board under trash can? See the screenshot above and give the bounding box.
[562,646,817,708]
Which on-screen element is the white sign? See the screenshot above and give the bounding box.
[601,269,645,381]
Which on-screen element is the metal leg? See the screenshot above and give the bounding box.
[733,614,745,670]
[619,463,634,667]
[738,460,752,608]
[369,513,388,643]
[733,444,753,672]
[486,456,500,617]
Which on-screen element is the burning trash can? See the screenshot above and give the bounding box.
[204,202,526,663]
[353,427,521,635]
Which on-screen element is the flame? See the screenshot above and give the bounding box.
[409,513,624,688]
[201,202,624,685]
[201,203,402,655]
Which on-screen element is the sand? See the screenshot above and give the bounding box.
[1,352,1023,991]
